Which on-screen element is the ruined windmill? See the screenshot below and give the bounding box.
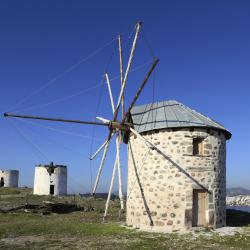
[4,21,232,232]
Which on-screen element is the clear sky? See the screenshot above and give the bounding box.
[0,0,249,193]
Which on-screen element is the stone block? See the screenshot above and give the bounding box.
[155,221,165,226]
[167,220,173,225]
[185,209,192,228]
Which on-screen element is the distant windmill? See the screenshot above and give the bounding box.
[4,22,159,219]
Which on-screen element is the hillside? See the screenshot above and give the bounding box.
[227,187,250,197]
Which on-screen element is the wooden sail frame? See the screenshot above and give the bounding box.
[3,21,159,220]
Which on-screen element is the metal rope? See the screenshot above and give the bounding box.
[12,83,104,113]
[7,24,136,113]
[88,76,105,192]
[7,37,118,113]
[16,119,83,154]
[9,119,50,162]
[141,29,156,60]
[16,118,101,141]
[10,60,153,114]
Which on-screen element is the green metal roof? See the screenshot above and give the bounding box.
[130,100,231,139]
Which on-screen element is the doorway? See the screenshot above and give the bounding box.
[192,189,207,227]
[50,185,55,195]
[0,177,4,187]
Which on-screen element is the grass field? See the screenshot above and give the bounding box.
[0,188,250,250]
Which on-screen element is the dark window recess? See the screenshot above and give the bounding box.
[0,177,4,187]
[50,185,55,195]
[193,137,204,156]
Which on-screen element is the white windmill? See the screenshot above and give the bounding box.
[4,21,159,219]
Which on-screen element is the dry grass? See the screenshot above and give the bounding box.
[0,188,250,250]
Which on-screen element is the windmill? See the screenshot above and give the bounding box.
[3,21,159,220]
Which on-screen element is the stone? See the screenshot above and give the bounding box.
[180,141,191,145]
[187,146,193,154]
[151,211,157,216]
[209,204,214,209]
[208,211,215,225]
[167,220,173,225]
[127,127,227,232]
[185,209,192,225]
[155,221,165,226]
[173,203,179,209]
[205,144,212,149]
[209,193,213,202]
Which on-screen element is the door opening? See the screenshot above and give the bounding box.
[50,185,55,195]
[0,177,4,187]
[192,189,207,227]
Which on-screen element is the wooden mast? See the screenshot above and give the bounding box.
[91,21,142,196]
[118,35,124,119]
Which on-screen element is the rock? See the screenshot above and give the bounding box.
[167,220,173,225]
[226,195,250,206]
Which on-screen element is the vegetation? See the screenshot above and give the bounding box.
[0,187,24,195]
[0,188,249,249]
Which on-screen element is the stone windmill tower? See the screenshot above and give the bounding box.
[3,23,231,232]
[126,100,231,232]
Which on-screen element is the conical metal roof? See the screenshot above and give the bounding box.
[130,100,231,139]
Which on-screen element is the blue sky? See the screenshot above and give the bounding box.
[0,0,249,193]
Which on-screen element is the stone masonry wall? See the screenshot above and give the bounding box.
[126,128,226,232]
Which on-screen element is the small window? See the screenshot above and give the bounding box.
[50,168,54,174]
[193,137,204,156]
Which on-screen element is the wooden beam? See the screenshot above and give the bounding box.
[118,35,125,119]
[4,113,132,131]
[105,73,115,113]
[4,113,110,127]
[92,139,111,195]
[113,22,142,122]
[89,133,115,160]
[123,59,159,122]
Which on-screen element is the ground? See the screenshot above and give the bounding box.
[0,188,250,250]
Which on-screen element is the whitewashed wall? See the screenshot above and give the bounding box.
[0,170,19,187]
[33,165,67,196]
